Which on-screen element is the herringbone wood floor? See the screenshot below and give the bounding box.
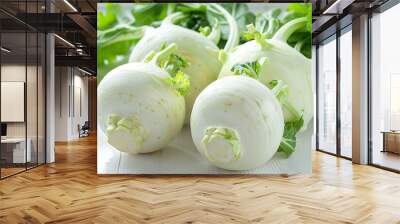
[1,135,400,224]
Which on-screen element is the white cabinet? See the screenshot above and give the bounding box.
[1,138,32,163]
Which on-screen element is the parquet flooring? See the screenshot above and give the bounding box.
[1,134,400,223]
[1,167,26,178]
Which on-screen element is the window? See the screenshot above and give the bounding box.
[317,36,337,154]
[339,28,352,158]
[370,3,400,171]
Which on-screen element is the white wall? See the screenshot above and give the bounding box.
[46,5,56,164]
[54,67,89,141]
[55,66,69,141]
[71,72,89,138]
[1,65,39,137]
[1,65,28,141]
[1,63,47,164]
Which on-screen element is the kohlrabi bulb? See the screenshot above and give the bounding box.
[129,24,220,124]
[98,44,188,154]
[129,4,239,124]
[190,75,284,170]
[218,18,313,131]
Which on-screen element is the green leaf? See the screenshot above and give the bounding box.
[98,2,170,84]
[97,3,256,85]
[237,3,311,59]
[283,3,312,58]
[97,24,146,48]
[199,26,211,36]
[282,3,311,24]
[268,79,303,122]
[98,11,116,30]
[287,3,310,15]
[146,43,190,77]
[163,71,191,96]
[301,41,312,58]
[131,3,169,26]
[267,79,304,158]
[242,24,260,40]
[98,4,120,30]
[231,61,260,79]
[97,3,173,83]
[267,80,288,102]
[98,3,134,30]
[241,24,272,48]
[254,8,282,38]
[278,116,304,157]
[288,31,311,58]
[231,57,267,79]
[174,4,209,31]
[163,54,189,76]
[206,3,255,47]
[97,25,147,83]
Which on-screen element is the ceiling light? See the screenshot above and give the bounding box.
[1,47,11,53]
[76,48,85,55]
[78,67,92,76]
[54,34,75,48]
[322,0,354,15]
[323,0,343,14]
[63,0,78,12]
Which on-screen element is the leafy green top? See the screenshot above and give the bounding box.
[163,71,191,96]
[144,43,189,76]
[202,127,242,162]
[97,3,312,84]
[230,57,268,79]
[267,80,304,157]
[144,43,190,97]
[242,24,272,48]
[278,115,304,157]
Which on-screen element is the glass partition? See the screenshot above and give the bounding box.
[27,31,38,169]
[339,27,352,158]
[317,36,337,154]
[0,1,46,179]
[1,30,28,177]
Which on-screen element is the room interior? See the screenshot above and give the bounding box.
[0,0,96,179]
[314,1,400,171]
[0,0,400,223]
[0,30,46,177]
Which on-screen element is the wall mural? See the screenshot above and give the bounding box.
[97,3,313,174]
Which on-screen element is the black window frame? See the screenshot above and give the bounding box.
[0,0,48,180]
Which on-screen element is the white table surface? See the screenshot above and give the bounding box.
[98,120,313,175]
